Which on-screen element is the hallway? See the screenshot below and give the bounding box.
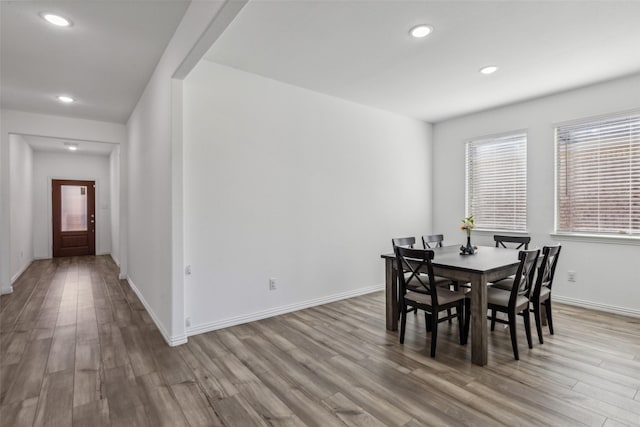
[0,256,184,425]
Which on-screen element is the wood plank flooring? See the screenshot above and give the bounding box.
[1,256,640,426]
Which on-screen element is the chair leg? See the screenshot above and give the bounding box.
[448,282,459,324]
[463,298,471,345]
[522,307,533,349]
[430,311,439,357]
[544,299,554,335]
[533,302,544,344]
[425,311,430,332]
[456,302,464,345]
[400,302,407,344]
[490,309,497,331]
[508,312,519,360]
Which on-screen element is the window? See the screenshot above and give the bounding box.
[556,112,640,235]
[465,132,527,231]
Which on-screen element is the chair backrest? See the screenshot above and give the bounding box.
[392,236,416,248]
[394,246,437,303]
[531,245,562,300]
[494,235,531,250]
[508,249,540,307]
[422,234,444,249]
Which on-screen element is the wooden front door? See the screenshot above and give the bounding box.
[52,179,96,257]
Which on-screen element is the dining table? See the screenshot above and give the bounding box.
[381,245,521,366]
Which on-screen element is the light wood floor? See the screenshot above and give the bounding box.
[1,257,640,426]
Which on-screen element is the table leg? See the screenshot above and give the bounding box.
[385,257,398,331]
[470,274,488,366]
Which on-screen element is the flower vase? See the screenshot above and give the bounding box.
[465,236,475,254]
[460,235,475,255]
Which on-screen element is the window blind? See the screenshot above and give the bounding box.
[556,113,640,235]
[466,133,527,231]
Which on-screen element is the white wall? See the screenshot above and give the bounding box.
[32,151,111,259]
[9,134,34,283]
[433,73,640,315]
[125,0,239,346]
[182,61,433,333]
[0,109,126,294]
[110,146,120,265]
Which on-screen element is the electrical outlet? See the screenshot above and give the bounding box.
[568,271,576,282]
[185,317,191,327]
[185,265,192,276]
[269,278,277,290]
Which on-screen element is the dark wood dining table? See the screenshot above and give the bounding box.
[381,245,521,366]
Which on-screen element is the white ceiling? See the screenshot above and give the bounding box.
[23,135,117,156]
[3,1,639,125]
[0,0,190,124]
[205,1,640,123]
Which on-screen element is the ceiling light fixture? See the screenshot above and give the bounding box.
[479,65,499,75]
[40,13,72,27]
[64,142,78,151]
[409,25,433,38]
[57,95,75,103]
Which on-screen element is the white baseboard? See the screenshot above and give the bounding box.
[186,283,385,337]
[110,254,120,267]
[554,295,640,318]
[0,286,13,295]
[11,258,34,284]
[126,276,187,347]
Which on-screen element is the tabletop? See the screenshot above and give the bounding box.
[381,245,521,274]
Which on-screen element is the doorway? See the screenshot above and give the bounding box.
[52,179,96,257]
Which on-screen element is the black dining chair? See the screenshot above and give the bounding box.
[530,245,561,344]
[421,234,444,249]
[491,234,532,286]
[422,233,468,318]
[392,236,416,248]
[394,246,469,357]
[487,249,539,360]
[392,236,457,322]
[494,235,531,249]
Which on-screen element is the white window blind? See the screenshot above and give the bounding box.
[556,113,640,235]
[466,133,527,231]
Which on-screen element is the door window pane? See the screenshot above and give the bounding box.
[61,185,87,231]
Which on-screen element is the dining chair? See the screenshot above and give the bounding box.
[421,234,444,249]
[392,236,416,248]
[491,234,532,285]
[392,236,457,322]
[530,245,561,344]
[421,233,467,319]
[394,246,470,357]
[494,234,531,249]
[487,249,539,360]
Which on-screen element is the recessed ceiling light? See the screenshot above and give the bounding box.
[64,142,78,151]
[479,65,499,75]
[409,25,433,38]
[57,95,75,103]
[40,13,72,27]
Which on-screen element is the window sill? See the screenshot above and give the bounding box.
[550,232,640,246]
